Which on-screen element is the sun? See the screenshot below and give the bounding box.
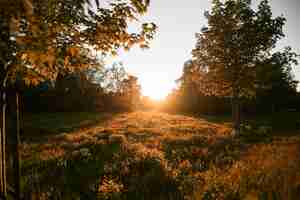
[140,78,171,101]
[143,87,167,100]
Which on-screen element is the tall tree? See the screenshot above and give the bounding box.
[0,0,156,198]
[192,0,290,134]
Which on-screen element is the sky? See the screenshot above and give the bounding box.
[109,0,300,100]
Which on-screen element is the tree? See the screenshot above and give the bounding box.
[192,0,290,135]
[0,0,156,198]
[256,47,299,112]
[121,75,141,110]
[100,63,128,93]
[177,60,207,112]
[163,60,231,114]
[1,0,156,93]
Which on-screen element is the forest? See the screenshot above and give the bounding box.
[1,0,300,199]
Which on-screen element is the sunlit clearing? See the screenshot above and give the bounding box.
[140,76,173,100]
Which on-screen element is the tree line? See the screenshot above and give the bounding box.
[20,62,142,112]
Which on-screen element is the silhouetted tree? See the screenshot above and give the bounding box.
[256,47,299,112]
[121,75,141,110]
[192,0,291,134]
[164,60,231,114]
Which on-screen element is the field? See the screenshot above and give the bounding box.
[15,111,300,199]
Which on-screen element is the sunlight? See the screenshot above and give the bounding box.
[142,87,167,100]
[140,76,173,100]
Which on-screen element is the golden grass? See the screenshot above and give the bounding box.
[19,111,300,199]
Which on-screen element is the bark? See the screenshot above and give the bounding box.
[0,88,7,199]
[12,92,21,200]
[0,15,10,199]
[0,92,2,199]
[0,10,14,200]
[0,92,3,199]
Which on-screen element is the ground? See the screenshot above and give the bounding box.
[12,111,300,199]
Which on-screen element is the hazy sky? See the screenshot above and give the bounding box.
[110,0,300,99]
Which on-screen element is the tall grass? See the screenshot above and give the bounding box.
[13,111,300,200]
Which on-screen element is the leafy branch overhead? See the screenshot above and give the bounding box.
[0,0,157,86]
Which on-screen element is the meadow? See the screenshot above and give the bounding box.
[2,0,300,199]
[13,111,300,200]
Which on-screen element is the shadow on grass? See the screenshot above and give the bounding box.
[244,111,300,137]
[181,111,300,137]
[20,112,121,142]
[20,139,182,200]
[20,142,121,199]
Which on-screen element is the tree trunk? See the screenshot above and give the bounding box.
[232,89,241,136]
[0,88,7,199]
[12,92,21,200]
[0,91,3,199]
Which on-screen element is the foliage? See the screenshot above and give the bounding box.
[192,0,287,98]
[20,61,142,112]
[166,0,300,133]
[255,47,299,112]
[0,0,156,86]
[164,48,299,115]
[163,60,232,115]
[99,63,129,93]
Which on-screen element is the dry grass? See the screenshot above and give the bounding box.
[17,111,300,199]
